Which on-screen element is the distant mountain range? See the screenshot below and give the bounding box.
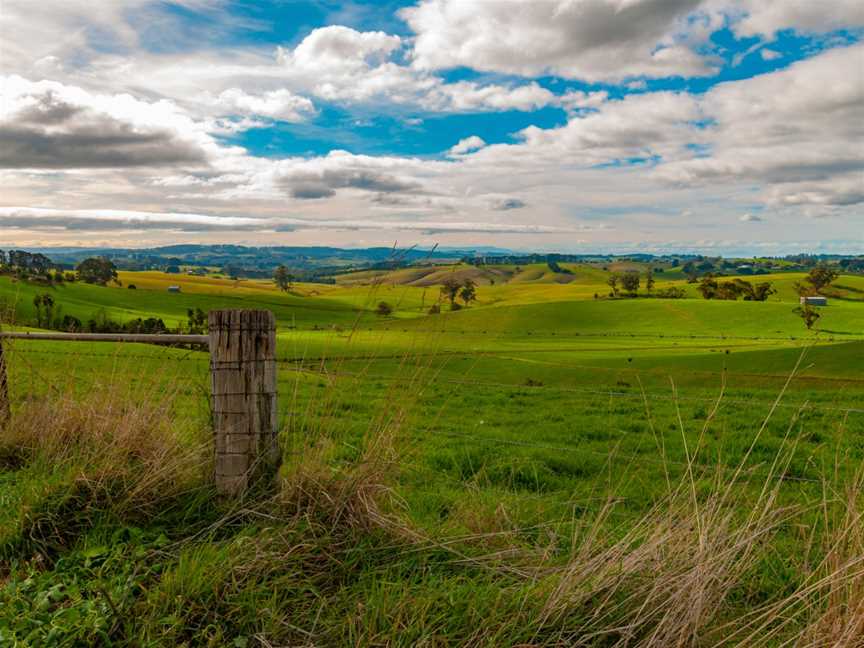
[11,244,503,280]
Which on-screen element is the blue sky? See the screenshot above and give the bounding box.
[0,1,862,253]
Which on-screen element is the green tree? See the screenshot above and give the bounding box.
[273,265,293,292]
[793,303,821,330]
[734,279,776,301]
[698,275,718,299]
[682,261,699,283]
[440,277,461,306]
[186,308,207,334]
[33,293,54,327]
[805,265,839,294]
[459,279,477,306]
[76,257,118,285]
[606,273,619,297]
[620,271,640,296]
[645,268,655,293]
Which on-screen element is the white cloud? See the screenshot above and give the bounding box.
[559,90,609,112]
[658,44,864,207]
[400,0,713,81]
[212,88,316,122]
[0,205,572,234]
[760,49,781,61]
[739,213,762,222]
[514,91,703,166]
[271,150,433,200]
[448,136,486,156]
[731,0,864,37]
[272,25,559,113]
[277,25,402,73]
[0,75,222,169]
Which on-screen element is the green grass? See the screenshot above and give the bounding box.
[2,268,863,645]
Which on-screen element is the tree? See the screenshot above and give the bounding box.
[76,257,118,285]
[375,301,393,316]
[273,265,294,292]
[33,293,54,327]
[698,275,718,299]
[60,315,82,332]
[606,273,619,297]
[682,262,699,283]
[186,307,207,334]
[459,279,477,306]
[645,268,655,293]
[739,280,776,302]
[793,304,821,330]
[805,265,838,294]
[440,277,461,307]
[620,271,640,296]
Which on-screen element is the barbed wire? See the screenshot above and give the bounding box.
[366,327,863,343]
[270,365,864,415]
[4,345,862,415]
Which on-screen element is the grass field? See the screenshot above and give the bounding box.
[1,264,863,645]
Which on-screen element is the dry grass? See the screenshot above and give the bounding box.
[0,378,210,561]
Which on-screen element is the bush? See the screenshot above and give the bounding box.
[654,287,687,299]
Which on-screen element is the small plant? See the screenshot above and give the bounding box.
[375,301,393,316]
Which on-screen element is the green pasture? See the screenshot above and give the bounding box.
[2,266,863,645]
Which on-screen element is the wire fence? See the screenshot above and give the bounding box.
[1,326,860,500]
[4,341,863,415]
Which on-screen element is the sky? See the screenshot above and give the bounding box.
[0,0,862,255]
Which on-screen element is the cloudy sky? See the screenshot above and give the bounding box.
[1,1,862,254]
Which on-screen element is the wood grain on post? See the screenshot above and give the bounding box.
[208,310,279,496]
[0,338,9,425]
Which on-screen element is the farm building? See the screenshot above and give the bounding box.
[800,295,827,306]
[167,285,181,293]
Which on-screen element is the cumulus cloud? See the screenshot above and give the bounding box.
[0,76,212,169]
[731,0,864,37]
[277,25,402,72]
[560,90,609,112]
[400,0,713,81]
[448,135,486,156]
[658,44,864,206]
[273,150,428,200]
[212,88,316,122]
[274,25,558,112]
[515,91,703,166]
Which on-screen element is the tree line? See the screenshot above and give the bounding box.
[0,250,121,286]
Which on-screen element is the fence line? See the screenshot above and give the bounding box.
[0,331,209,344]
[1,310,860,499]
[3,345,862,415]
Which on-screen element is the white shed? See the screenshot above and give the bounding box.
[800,295,827,306]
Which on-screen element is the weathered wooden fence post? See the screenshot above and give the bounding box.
[209,310,279,496]
[0,337,9,425]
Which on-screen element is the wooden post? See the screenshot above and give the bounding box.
[209,310,279,496]
[0,337,9,425]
